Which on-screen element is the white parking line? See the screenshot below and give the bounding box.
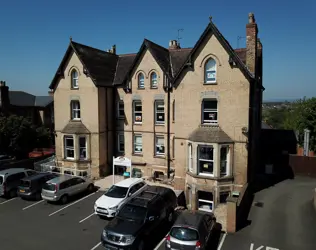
[22,200,45,210]
[90,242,101,250]
[217,232,227,250]
[154,236,166,250]
[79,212,95,223]
[48,192,97,217]
[0,198,17,205]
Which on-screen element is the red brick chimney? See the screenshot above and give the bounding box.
[246,13,258,75]
[0,80,10,111]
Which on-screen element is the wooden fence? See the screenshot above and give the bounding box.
[289,155,316,178]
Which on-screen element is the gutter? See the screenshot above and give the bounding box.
[167,76,171,178]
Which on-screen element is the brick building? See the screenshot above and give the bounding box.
[49,13,263,214]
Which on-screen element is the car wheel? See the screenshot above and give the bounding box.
[9,189,17,198]
[35,193,42,201]
[60,195,68,204]
[138,240,145,250]
[87,184,94,193]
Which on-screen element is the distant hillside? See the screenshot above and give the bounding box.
[263,98,298,103]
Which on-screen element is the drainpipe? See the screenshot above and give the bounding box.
[167,75,171,179]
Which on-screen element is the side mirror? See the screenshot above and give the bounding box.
[148,216,155,221]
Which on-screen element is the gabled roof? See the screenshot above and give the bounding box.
[49,41,118,89]
[9,91,53,107]
[113,53,137,86]
[172,19,254,85]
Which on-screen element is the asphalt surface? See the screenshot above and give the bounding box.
[0,189,170,250]
[221,176,316,250]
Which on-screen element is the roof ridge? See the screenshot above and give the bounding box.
[71,41,117,57]
[119,53,137,57]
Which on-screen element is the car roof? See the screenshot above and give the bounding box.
[114,178,144,188]
[0,168,27,176]
[173,210,212,228]
[128,185,174,208]
[22,172,55,181]
[47,174,76,184]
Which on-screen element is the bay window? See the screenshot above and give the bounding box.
[220,146,229,176]
[64,136,74,159]
[198,146,214,176]
[79,137,87,160]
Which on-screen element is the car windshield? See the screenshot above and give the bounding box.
[105,185,128,198]
[117,204,147,221]
[170,227,199,241]
[20,180,31,187]
[43,183,55,191]
[0,176,3,185]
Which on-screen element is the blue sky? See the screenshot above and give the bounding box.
[0,0,315,100]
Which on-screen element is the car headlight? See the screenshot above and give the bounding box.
[122,235,135,244]
[102,230,107,238]
[109,205,118,210]
[94,203,97,210]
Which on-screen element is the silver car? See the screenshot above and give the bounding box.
[41,175,94,204]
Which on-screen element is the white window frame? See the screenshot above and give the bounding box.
[150,72,158,88]
[198,191,214,213]
[71,100,81,120]
[117,100,124,119]
[205,58,216,83]
[133,134,142,154]
[155,100,165,125]
[155,135,165,156]
[118,133,125,153]
[188,143,193,172]
[71,69,79,89]
[202,100,218,125]
[79,136,87,160]
[138,73,145,89]
[133,101,142,124]
[220,145,230,177]
[198,145,214,177]
[64,136,74,160]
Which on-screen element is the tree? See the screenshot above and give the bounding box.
[263,106,290,129]
[284,97,316,152]
[0,114,52,158]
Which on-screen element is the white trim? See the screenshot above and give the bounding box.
[133,101,142,124]
[79,136,87,160]
[202,100,217,125]
[138,73,145,89]
[155,100,165,125]
[133,134,143,154]
[204,58,217,83]
[71,69,79,88]
[117,133,124,153]
[150,72,158,88]
[220,145,230,177]
[64,135,75,160]
[198,145,214,176]
[188,143,193,172]
[71,100,81,120]
[198,172,214,177]
[155,135,165,156]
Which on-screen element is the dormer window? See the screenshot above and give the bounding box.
[205,58,216,83]
[150,72,158,88]
[71,69,79,89]
[138,73,145,89]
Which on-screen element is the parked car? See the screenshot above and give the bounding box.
[165,210,216,250]
[94,178,147,218]
[18,172,59,200]
[0,168,38,198]
[101,185,177,250]
[41,175,94,204]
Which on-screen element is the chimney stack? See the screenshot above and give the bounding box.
[246,13,258,75]
[109,45,116,54]
[0,80,10,111]
[48,89,54,96]
[169,40,181,50]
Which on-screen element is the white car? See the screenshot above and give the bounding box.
[94,178,147,218]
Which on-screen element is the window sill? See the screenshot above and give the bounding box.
[200,123,219,127]
[150,87,158,89]
[71,87,79,90]
[63,158,91,163]
[203,82,217,85]
[155,123,165,126]
[133,123,142,125]
[132,153,143,157]
[137,88,145,90]
[154,155,165,159]
[186,171,233,181]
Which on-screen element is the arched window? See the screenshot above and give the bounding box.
[138,73,145,89]
[71,70,79,88]
[205,58,216,83]
[150,72,158,88]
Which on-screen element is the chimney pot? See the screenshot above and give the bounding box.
[169,40,180,50]
[111,44,116,54]
[248,13,255,24]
